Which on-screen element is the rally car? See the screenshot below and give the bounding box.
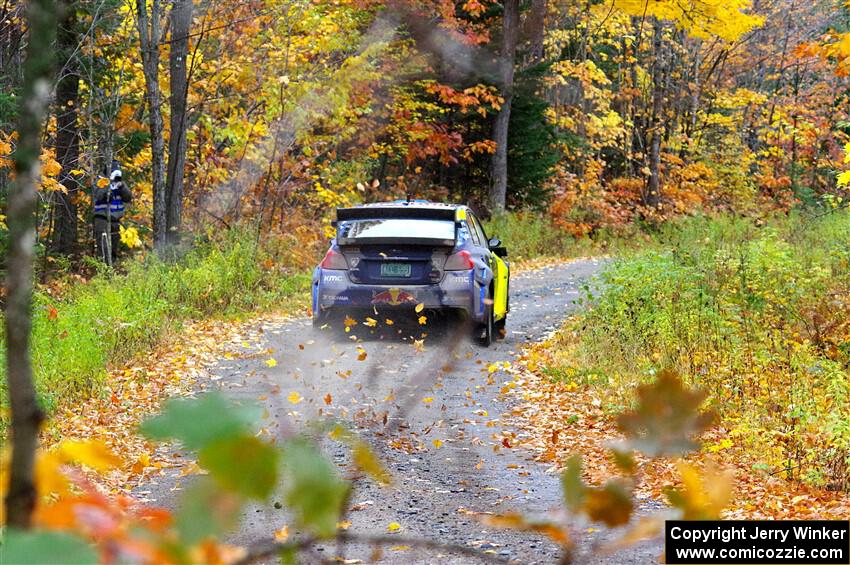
[311,201,510,346]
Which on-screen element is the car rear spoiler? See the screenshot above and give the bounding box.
[336,206,458,222]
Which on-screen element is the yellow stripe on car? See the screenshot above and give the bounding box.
[492,255,509,320]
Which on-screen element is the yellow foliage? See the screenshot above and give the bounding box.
[0,134,13,170]
[666,461,733,520]
[1,439,122,525]
[41,155,62,178]
[611,0,763,42]
[58,440,121,472]
[550,60,611,88]
[119,225,142,249]
[713,88,768,109]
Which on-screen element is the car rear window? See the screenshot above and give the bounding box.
[337,218,456,245]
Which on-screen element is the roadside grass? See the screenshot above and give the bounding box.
[0,228,313,424]
[484,211,624,262]
[539,211,850,491]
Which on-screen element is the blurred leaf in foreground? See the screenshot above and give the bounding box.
[561,454,586,512]
[176,477,243,544]
[140,393,259,451]
[352,441,391,485]
[664,460,733,520]
[482,513,571,546]
[281,436,349,538]
[561,454,633,527]
[0,530,97,564]
[583,480,633,527]
[616,369,715,457]
[199,435,279,500]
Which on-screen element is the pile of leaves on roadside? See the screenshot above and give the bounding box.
[505,332,850,520]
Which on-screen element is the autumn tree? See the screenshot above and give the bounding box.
[135,0,167,251]
[165,0,193,246]
[645,18,666,208]
[525,0,547,66]
[49,0,82,256]
[489,0,519,213]
[5,0,57,528]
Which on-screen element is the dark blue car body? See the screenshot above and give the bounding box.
[311,201,509,344]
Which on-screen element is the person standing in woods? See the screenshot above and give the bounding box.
[93,164,132,264]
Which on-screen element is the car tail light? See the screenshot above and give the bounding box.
[444,250,473,270]
[320,248,348,270]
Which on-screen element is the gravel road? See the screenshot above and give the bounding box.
[138,258,664,564]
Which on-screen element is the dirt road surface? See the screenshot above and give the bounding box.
[138,259,664,564]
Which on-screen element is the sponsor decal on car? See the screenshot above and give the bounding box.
[371,288,417,305]
[322,274,345,283]
[444,272,473,287]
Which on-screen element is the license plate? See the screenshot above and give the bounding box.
[380,263,411,277]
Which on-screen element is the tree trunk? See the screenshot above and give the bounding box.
[526,0,546,66]
[50,0,80,256]
[686,40,701,155]
[645,18,665,208]
[136,0,167,251]
[165,0,193,247]
[627,16,642,177]
[488,0,519,213]
[5,0,57,529]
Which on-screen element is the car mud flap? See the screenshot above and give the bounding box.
[478,284,486,318]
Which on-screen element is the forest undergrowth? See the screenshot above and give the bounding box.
[529,212,850,503]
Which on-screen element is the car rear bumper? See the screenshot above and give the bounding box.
[312,268,486,321]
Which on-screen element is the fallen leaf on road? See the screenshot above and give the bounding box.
[350,500,374,511]
[287,391,303,404]
[387,522,401,533]
[265,358,277,368]
[274,525,289,542]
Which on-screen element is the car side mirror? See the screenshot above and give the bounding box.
[488,237,502,248]
[492,246,508,258]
